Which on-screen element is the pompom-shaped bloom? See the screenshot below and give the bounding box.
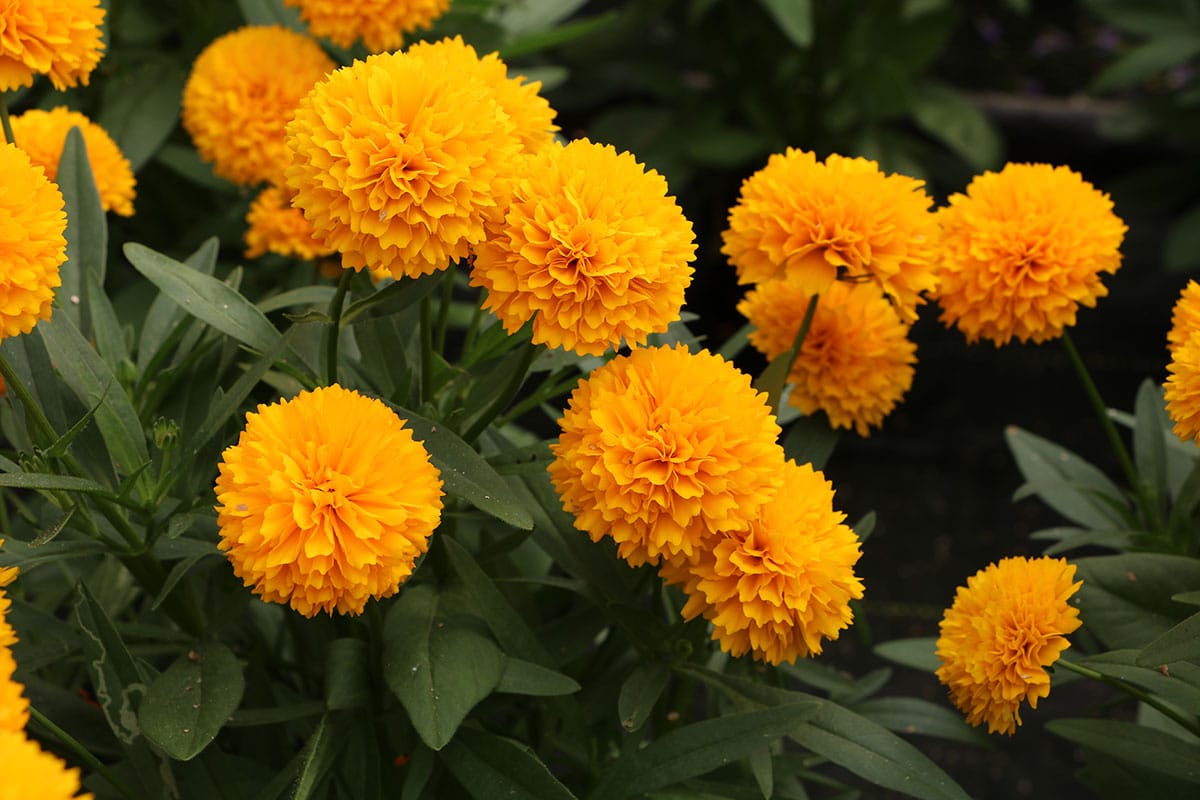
[0,142,66,340]
[245,185,335,260]
[739,279,916,436]
[215,385,443,617]
[287,39,524,278]
[1166,330,1200,444]
[10,107,136,216]
[1167,280,1200,355]
[0,729,93,799]
[936,556,1082,735]
[721,149,938,322]
[936,163,1126,346]
[549,345,785,567]
[0,0,104,91]
[472,139,696,356]
[284,0,449,53]
[1,582,28,734]
[666,461,864,664]
[183,26,335,187]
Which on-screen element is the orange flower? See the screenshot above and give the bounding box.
[0,142,66,340]
[244,185,335,261]
[1167,279,1200,355]
[215,385,443,616]
[0,0,104,91]
[0,729,94,799]
[935,163,1126,345]
[1166,331,1200,444]
[284,0,449,52]
[1,577,29,734]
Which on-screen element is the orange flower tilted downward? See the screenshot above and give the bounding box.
[215,385,444,617]
[739,278,916,436]
[244,185,335,261]
[284,0,449,53]
[286,38,527,278]
[0,142,66,340]
[0,0,104,91]
[472,139,697,356]
[10,107,136,216]
[721,148,938,322]
[183,25,335,188]
[549,345,785,567]
[936,556,1082,735]
[936,163,1126,346]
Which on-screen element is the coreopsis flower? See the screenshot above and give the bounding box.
[1,581,29,734]
[182,25,335,187]
[664,461,863,664]
[0,142,67,340]
[0,0,104,91]
[10,107,136,216]
[245,185,335,260]
[1167,280,1200,355]
[738,278,916,436]
[0,730,93,799]
[721,148,938,322]
[549,344,785,567]
[1166,330,1200,444]
[214,385,443,617]
[284,0,449,53]
[286,39,527,278]
[935,163,1126,346]
[935,556,1082,735]
[471,139,696,356]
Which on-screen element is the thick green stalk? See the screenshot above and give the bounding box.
[462,339,538,443]
[419,293,434,406]
[324,269,353,386]
[1057,657,1200,738]
[29,705,140,800]
[0,93,14,146]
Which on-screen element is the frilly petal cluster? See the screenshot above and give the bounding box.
[0,142,67,340]
[549,345,784,567]
[663,461,864,664]
[244,186,335,261]
[215,385,444,617]
[287,37,540,278]
[935,163,1126,346]
[472,139,696,356]
[0,0,105,91]
[739,278,916,436]
[1166,334,1200,445]
[1167,280,1200,355]
[0,730,94,799]
[1,584,29,734]
[10,107,136,216]
[721,148,938,322]
[935,556,1082,735]
[183,25,335,187]
[284,0,449,53]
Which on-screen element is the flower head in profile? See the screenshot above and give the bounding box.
[0,142,66,340]
[245,186,335,261]
[284,0,449,53]
[1,558,29,735]
[0,0,105,91]
[0,730,94,799]
[1167,280,1200,355]
[215,385,444,617]
[721,148,938,322]
[665,461,864,664]
[10,107,136,216]
[287,38,527,278]
[936,163,1126,346]
[183,25,334,187]
[549,345,785,567]
[936,556,1082,735]
[739,278,916,436]
[1166,330,1200,444]
[472,139,696,355]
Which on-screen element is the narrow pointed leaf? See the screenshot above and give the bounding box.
[57,126,108,326]
[439,727,578,800]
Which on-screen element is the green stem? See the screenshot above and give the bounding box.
[28,705,140,800]
[324,269,353,386]
[1057,657,1200,738]
[419,293,434,406]
[753,293,818,416]
[0,93,14,146]
[434,267,455,354]
[462,339,539,443]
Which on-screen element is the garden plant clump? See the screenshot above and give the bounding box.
[0,1,1198,798]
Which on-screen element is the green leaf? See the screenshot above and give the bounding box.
[291,714,346,800]
[237,0,304,29]
[852,697,992,747]
[1006,426,1127,528]
[325,638,371,711]
[383,585,506,750]
[1134,379,1169,508]
[84,270,130,371]
[1137,611,1200,668]
[226,700,325,728]
[757,0,813,47]
[1075,650,1200,715]
[1075,553,1200,649]
[495,657,579,697]
[136,237,219,373]
[1091,34,1200,94]
[873,637,940,672]
[910,82,1002,170]
[57,127,108,328]
[440,727,578,800]
[258,286,338,315]
[97,60,185,171]
[498,12,617,59]
[0,472,112,494]
[0,538,108,572]
[340,273,441,326]
[618,662,670,733]
[139,642,246,760]
[149,549,221,611]
[1046,718,1200,784]
[782,412,840,471]
[75,582,147,745]
[754,296,817,415]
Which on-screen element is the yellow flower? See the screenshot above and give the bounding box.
[10,107,136,216]
[283,0,449,53]
[935,556,1082,735]
[0,729,93,799]
[182,25,335,187]
[245,185,335,261]
[549,344,785,567]
[214,385,443,617]
[1,584,29,734]
[738,279,916,436]
[0,0,104,91]
[721,148,938,322]
[472,139,696,356]
[663,461,863,665]
[1166,331,1200,444]
[1167,279,1200,355]
[0,142,66,340]
[286,38,525,278]
[935,163,1126,346]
